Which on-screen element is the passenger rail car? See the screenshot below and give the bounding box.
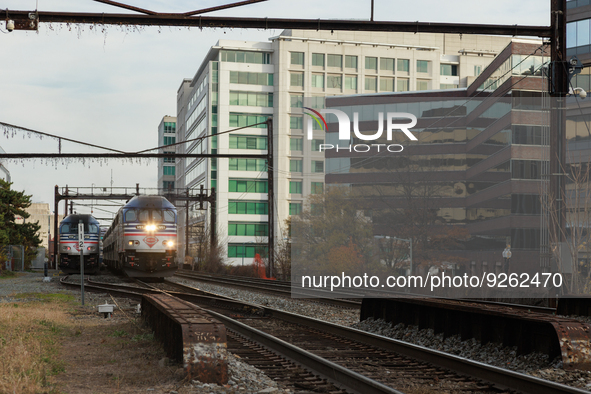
[58,214,101,274]
[103,196,178,278]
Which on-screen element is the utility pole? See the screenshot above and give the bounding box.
[267,118,274,279]
[549,0,568,275]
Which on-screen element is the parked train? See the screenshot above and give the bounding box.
[58,214,101,274]
[102,195,178,278]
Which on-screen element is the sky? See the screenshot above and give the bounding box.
[0,0,551,222]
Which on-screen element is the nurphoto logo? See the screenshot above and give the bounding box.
[304,107,417,153]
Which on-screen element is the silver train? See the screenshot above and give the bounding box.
[58,214,101,274]
[102,195,178,278]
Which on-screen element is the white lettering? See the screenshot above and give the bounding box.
[387,113,418,141]
[353,144,370,152]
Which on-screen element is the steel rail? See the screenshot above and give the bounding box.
[260,308,590,394]
[4,10,552,38]
[207,309,404,394]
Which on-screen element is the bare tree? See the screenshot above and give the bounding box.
[190,225,227,274]
[544,156,591,294]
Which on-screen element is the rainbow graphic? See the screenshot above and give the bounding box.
[304,107,327,131]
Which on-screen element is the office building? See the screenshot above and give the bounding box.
[157,116,177,192]
[175,29,513,265]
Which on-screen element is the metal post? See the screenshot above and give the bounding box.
[79,220,84,306]
[53,185,59,270]
[21,245,24,271]
[210,187,216,248]
[267,118,274,278]
[45,213,50,277]
[549,0,568,275]
[409,238,413,276]
[185,188,189,262]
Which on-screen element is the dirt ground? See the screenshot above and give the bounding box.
[53,299,187,394]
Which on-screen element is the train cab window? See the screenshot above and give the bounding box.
[88,224,99,234]
[138,209,150,222]
[125,210,137,222]
[164,210,175,223]
[60,224,73,234]
[152,210,163,222]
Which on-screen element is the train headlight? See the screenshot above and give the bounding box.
[146,224,156,232]
[128,241,134,246]
[165,240,174,247]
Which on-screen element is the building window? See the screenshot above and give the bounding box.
[229,113,270,128]
[291,52,304,66]
[365,56,377,72]
[511,160,542,179]
[513,125,542,145]
[290,116,303,129]
[312,161,324,173]
[440,64,458,76]
[229,135,268,150]
[345,55,358,69]
[289,203,302,215]
[327,54,343,68]
[290,94,303,108]
[474,65,482,76]
[228,244,268,258]
[289,181,302,194]
[290,137,303,151]
[327,74,342,89]
[163,166,175,176]
[162,181,175,190]
[311,139,324,151]
[397,78,409,92]
[417,80,429,91]
[311,182,324,194]
[290,159,303,173]
[163,122,176,133]
[440,84,459,89]
[311,73,325,88]
[229,201,268,215]
[380,77,394,92]
[230,71,273,86]
[290,72,304,88]
[229,179,268,193]
[397,59,409,72]
[365,76,377,92]
[380,57,395,72]
[163,136,176,145]
[312,53,325,67]
[344,75,357,91]
[163,157,175,163]
[229,91,273,107]
[417,60,430,73]
[229,158,267,171]
[220,50,271,64]
[228,222,269,236]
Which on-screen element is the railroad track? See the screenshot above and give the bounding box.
[175,270,362,308]
[175,270,559,315]
[59,276,589,394]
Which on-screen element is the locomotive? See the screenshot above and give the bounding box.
[58,214,101,274]
[102,195,178,278]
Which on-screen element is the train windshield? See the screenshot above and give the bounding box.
[127,209,175,223]
[60,223,99,234]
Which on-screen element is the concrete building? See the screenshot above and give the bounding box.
[20,203,64,250]
[175,29,513,265]
[324,39,549,274]
[157,116,177,193]
[0,145,10,182]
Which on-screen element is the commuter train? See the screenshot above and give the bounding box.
[102,195,178,278]
[58,214,101,274]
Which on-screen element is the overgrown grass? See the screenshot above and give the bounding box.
[13,292,75,303]
[0,270,22,279]
[0,294,75,393]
